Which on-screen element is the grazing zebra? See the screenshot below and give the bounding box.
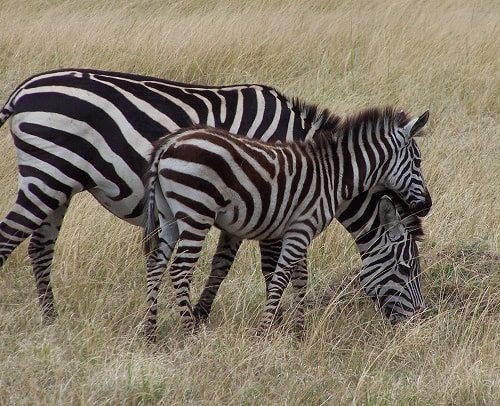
[358,194,425,322]
[0,69,430,327]
[193,189,425,327]
[143,108,430,336]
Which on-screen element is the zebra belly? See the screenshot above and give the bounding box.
[87,187,145,226]
[213,201,290,241]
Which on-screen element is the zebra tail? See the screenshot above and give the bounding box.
[0,100,14,130]
[0,80,26,130]
[143,137,172,255]
[143,153,161,255]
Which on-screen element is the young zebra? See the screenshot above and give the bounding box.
[0,69,430,328]
[192,189,425,327]
[144,107,430,336]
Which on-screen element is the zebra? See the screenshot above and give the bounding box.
[0,69,431,327]
[143,108,430,336]
[358,193,425,322]
[192,189,425,327]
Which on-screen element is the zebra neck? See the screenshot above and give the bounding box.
[329,132,384,207]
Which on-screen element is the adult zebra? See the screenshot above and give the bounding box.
[0,68,430,327]
[143,112,430,335]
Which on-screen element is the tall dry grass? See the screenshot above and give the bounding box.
[0,0,498,404]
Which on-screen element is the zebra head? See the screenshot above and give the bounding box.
[359,195,425,324]
[381,110,432,217]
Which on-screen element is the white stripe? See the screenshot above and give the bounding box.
[260,98,282,142]
[229,90,244,134]
[93,77,195,131]
[12,111,146,201]
[246,90,265,138]
[187,91,215,127]
[215,91,227,124]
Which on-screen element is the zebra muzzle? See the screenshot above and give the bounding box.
[411,193,432,217]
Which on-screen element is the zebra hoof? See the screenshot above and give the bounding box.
[143,325,158,343]
[273,307,284,326]
[192,306,210,325]
[41,309,58,325]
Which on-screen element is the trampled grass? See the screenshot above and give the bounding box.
[0,0,498,404]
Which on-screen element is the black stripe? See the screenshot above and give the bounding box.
[18,123,133,199]
[14,138,94,190]
[19,165,73,199]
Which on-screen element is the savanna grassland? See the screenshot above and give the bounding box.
[0,1,498,404]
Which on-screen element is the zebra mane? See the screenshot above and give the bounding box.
[279,104,420,148]
[273,89,341,132]
[338,106,412,137]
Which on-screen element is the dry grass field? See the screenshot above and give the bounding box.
[0,0,498,404]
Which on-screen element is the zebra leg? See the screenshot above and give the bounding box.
[259,239,281,291]
[0,184,58,267]
[0,178,72,323]
[193,232,242,324]
[260,241,308,333]
[27,203,70,323]
[144,200,179,341]
[0,219,31,269]
[169,223,212,334]
[289,256,309,336]
[259,239,283,323]
[257,237,308,336]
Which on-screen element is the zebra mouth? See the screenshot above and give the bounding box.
[382,301,416,323]
[410,196,432,217]
[389,313,408,325]
[386,304,425,325]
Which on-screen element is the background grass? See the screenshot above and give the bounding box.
[0,0,498,404]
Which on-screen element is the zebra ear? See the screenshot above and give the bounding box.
[403,110,429,140]
[379,196,404,240]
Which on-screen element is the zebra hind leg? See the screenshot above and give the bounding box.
[0,179,71,324]
[0,221,30,269]
[193,232,242,326]
[144,201,179,342]
[28,203,70,324]
[259,239,283,324]
[169,221,212,335]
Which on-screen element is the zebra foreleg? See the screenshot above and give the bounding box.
[289,257,309,337]
[193,232,242,325]
[260,240,308,331]
[27,203,69,324]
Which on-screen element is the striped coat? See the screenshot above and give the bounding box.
[144,108,430,336]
